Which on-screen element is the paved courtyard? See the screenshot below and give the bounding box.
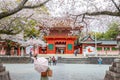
[4,63,110,80]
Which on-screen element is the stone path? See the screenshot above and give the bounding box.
[4,63,110,80]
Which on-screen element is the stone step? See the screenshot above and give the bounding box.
[38,54,84,58]
[59,61,89,63]
[57,58,90,64]
[61,60,88,62]
[0,56,116,64]
[0,56,31,63]
[61,58,88,60]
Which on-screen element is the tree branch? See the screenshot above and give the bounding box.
[24,0,50,9]
[0,0,28,19]
[111,0,120,12]
[0,29,22,35]
[84,11,120,17]
[0,0,50,19]
[72,14,88,34]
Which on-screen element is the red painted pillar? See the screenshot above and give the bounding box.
[66,42,68,54]
[72,42,74,54]
[80,47,82,54]
[17,47,21,56]
[10,47,13,56]
[53,43,55,54]
[39,47,42,54]
[66,40,74,54]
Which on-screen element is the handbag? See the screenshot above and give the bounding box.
[47,69,52,77]
[41,72,47,77]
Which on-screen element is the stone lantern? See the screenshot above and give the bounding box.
[0,60,11,80]
[104,34,120,80]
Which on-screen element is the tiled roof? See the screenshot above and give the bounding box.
[99,40,117,45]
[81,34,95,41]
[80,35,117,45]
[80,40,117,45]
[80,41,101,44]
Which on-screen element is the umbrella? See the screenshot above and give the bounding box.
[34,57,48,73]
[26,46,33,54]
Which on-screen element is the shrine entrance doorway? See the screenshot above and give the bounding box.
[55,42,66,54]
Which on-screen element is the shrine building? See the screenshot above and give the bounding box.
[44,25,83,54]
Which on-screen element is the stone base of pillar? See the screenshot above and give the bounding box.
[104,58,120,80]
[0,63,11,80]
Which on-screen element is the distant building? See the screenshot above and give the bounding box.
[0,40,21,56]
[78,35,118,56]
[0,19,119,56]
[44,21,83,54]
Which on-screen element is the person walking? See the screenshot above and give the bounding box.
[74,49,78,56]
[98,57,103,64]
[32,54,49,80]
[29,48,33,57]
[30,48,34,63]
[55,55,58,65]
[52,56,56,65]
[48,56,52,66]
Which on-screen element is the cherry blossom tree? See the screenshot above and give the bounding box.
[46,0,120,33]
[0,0,49,19]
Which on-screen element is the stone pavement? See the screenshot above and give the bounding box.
[4,63,110,80]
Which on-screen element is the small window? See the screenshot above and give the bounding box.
[97,47,102,51]
[48,44,54,50]
[112,47,118,51]
[68,44,72,50]
[104,47,110,51]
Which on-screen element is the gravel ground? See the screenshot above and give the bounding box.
[4,63,110,80]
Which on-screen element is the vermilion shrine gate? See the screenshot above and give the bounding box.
[45,26,83,54]
[40,19,83,54]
